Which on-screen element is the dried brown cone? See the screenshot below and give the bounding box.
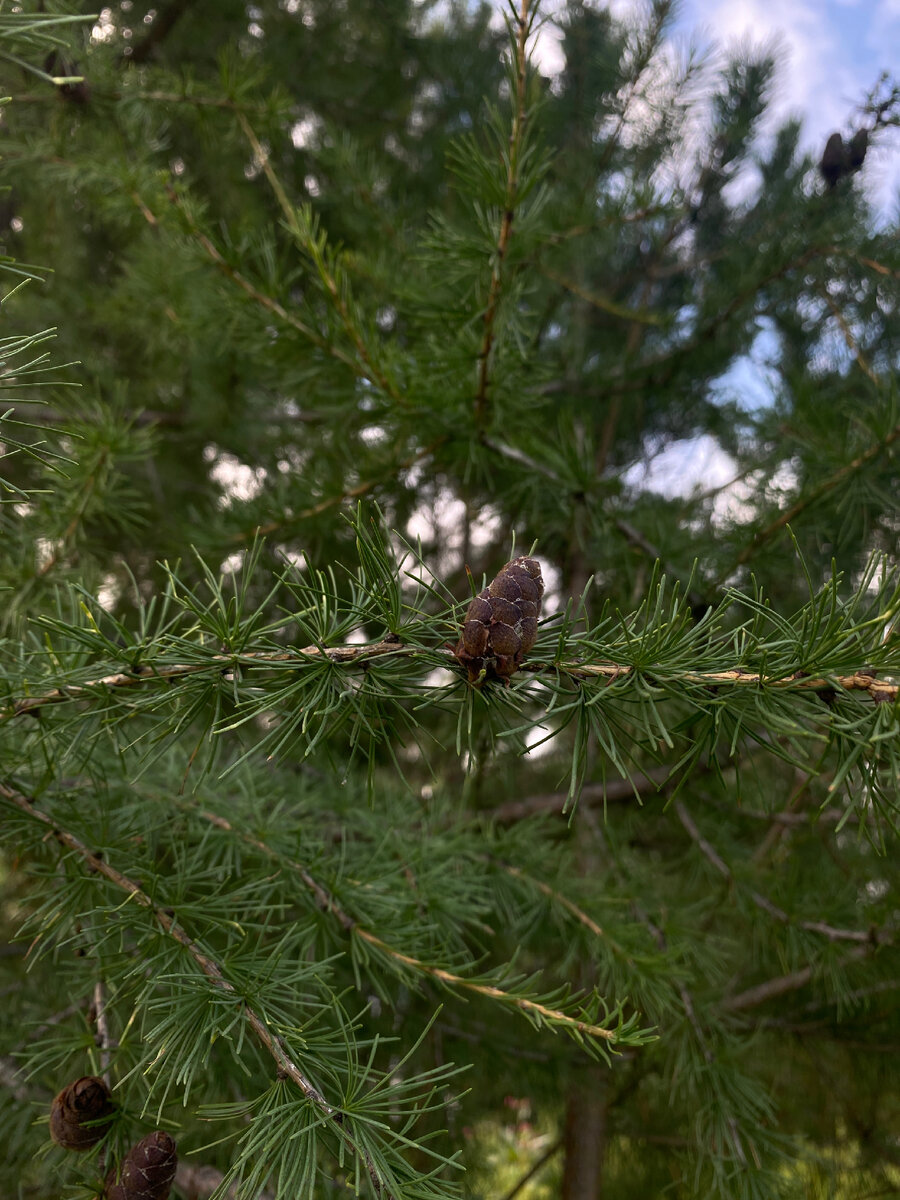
[453,556,544,685]
[49,1076,114,1151]
[105,1131,178,1200]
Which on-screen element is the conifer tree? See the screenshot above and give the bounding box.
[1,3,899,1198]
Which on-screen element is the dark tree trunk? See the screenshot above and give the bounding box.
[561,1066,608,1200]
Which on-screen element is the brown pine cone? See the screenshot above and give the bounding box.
[105,1131,177,1200]
[454,556,544,685]
[49,1076,114,1150]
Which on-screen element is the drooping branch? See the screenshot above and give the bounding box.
[194,806,625,1043]
[0,784,395,1200]
[674,800,892,946]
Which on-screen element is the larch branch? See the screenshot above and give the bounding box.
[3,644,897,723]
[195,805,622,1042]
[0,783,394,1200]
[674,800,890,946]
[236,113,400,403]
[723,418,900,576]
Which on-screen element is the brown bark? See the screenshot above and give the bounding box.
[561,1065,608,1199]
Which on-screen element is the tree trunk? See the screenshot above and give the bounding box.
[561,1066,608,1200]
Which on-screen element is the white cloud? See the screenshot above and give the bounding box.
[684,0,855,134]
[622,433,737,499]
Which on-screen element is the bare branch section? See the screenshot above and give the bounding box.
[489,767,673,822]
[3,643,896,723]
[0,784,394,1200]
[722,949,871,1013]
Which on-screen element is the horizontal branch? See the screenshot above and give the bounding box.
[0,784,394,1199]
[3,640,896,722]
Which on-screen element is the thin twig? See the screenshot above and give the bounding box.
[722,949,870,1013]
[674,801,890,946]
[817,286,879,385]
[35,450,108,578]
[499,1136,564,1200]
[91,979,112,1085]
[229,436,447,544]
[161,187,361,376]
[487,766,673,822]
[539,267,663,324]
[750,765,822,865]
[235,113,400,402]
[722,418,900,577]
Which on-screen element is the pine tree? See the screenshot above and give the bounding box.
[2,2,900,1197]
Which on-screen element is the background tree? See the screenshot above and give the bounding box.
[2,2,899,1198]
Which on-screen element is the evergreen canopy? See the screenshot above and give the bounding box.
[1,2,899,1198]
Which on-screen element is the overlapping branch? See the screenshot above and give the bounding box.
[0,783,395,1199]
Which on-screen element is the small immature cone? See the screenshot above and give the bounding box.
[846,128,868,171]
[49,1075,114,1150]
[453,556,544,685]
[105,1131,177,1200]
